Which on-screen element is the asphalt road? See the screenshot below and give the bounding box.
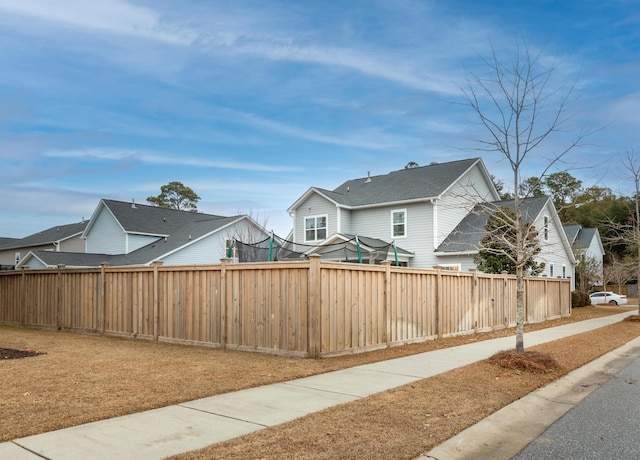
[513,355,640,460]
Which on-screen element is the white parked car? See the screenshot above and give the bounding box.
[589,291,628,306]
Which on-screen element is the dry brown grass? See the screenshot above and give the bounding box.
[1,305,636,456]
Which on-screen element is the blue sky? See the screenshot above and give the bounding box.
[1,0,639,238]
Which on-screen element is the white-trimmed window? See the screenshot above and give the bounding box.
[562,265,566,278]
[549,263,554,278]
[438,264,461,271]
[391,209,407,238]
[543,216,549,241]
[305,215,327,242]
[15,252,20,265]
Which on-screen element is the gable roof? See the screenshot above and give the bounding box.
[17,199,257,269]
[83,199,227,238]
[0,221,88,250]
[435,195,552,254]
[288,158,499,211]
[563,224,581,245]
[564,225,599,250]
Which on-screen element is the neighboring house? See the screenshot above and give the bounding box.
[436,195,577,286]
[0,221,88,270]
[563,225,605,264]
[16,199,268,269]
[286,158,576,286]
[287,158,500,268]
[564,224,605,287]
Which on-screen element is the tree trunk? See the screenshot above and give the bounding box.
[515,265,525,353]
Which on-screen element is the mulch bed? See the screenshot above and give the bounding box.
[1,348,46,360]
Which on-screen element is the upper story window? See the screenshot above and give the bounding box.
[391,209,406,238]
[305,215,327,242]
[543,216,549,241]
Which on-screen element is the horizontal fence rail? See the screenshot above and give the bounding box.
[0,256,571,358]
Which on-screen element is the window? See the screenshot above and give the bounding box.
[391,209,406,238]
[438,264,461,271]
[549,263,554,278]
[562,265,566,278]
[15,252,20,265]
[543,216,549,241]
[305,215,327,241]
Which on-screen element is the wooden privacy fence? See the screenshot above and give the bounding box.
[0,255,571,358]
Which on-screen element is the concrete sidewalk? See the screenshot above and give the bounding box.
[1,311,636,460]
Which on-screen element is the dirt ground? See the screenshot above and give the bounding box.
[2,306,639,459]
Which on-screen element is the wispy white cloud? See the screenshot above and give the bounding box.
[0,0,194,45]
[44,148,302,172]
[237,111,412,151]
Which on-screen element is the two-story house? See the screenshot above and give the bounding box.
[286,158,576,286]
[287,158,500,267]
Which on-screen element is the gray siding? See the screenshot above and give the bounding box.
[294,193,337,243]
[25,257,47,269]
[127,234,160,253]
[351,202,434,267]
[86,206,126,254]
[437,164,496,248]
[338,207,352,234]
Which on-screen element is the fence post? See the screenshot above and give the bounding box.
[435,267,442,337]
[57,265,65,330]
[470,269,479,331]
[99,263,108,334]
[382,261,392,347]
[308,255,322,358]
[220,258,229,349]
[152,261,162,340]
[20,267,28,326]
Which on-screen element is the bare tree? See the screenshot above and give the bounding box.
[619,150,640,313]
[461,42,587,352]
[574,252,602,292]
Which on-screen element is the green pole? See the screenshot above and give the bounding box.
[355,234,362,264]
[268,231,274,262]
[393,240,399,266]
[227,240,233,258]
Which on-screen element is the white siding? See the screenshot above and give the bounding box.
[127,234,160,253]
[585,234,605,262]
[294,193,337,243]
[86,207,126,254]
[534,201,575,289]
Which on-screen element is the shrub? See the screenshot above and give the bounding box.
[571,290,591,308]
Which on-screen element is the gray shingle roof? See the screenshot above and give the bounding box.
[436,196,551,253]
[22,200,246,268]
[563,224,581,245]
[99,199,226,236]
[0,221,88,250]
[320,158,483,207]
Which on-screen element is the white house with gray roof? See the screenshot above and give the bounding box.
[287,158,576,287]
[16,199,268,269]
[563,224,605,286]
